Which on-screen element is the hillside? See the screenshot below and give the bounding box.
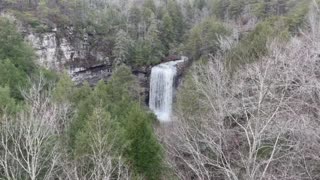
[0,0,320,179]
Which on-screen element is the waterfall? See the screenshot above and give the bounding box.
[149,59,185,122]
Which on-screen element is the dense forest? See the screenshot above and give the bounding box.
[0,0,320,179]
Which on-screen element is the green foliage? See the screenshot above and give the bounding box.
[9,10,41,28]
[146,15,162,48]
[0,17,56,114]
[211,0,307,21]
[69,66,163,178]
[0,18,37,100]
[131,14,163,66]
[113,30,134,66]
[286,0,310,33]
[68,67,132,145]
[124,104,163,179]
[106,65,140,102]
[167,0,186,42]
[160,12,175,55]
[128,5,142,38]
[129,5,142,27]
[184,18,229,59]
[211,0,231,19]
[0,18,36,74]
[74,107,125,157]
[0,59,28,100]
[257,145,273,159]
[143,0,157,13]
[211,0,245,19]
[176,73,202,117]
[0,86,18,114]
[229,0,246,18]
[226,17,289,71]
[52,72,74,103]
[72,81,92,104]
[132,39,162,67]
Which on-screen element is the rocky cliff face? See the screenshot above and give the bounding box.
[1,11,188,103]
[24,26,155,102]
[24,26,114,85]
[0,11,116,86]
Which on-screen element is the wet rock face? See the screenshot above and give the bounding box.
[24,26,113,85]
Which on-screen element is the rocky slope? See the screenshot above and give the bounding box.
[0,11,189,103]
[24,25,113,85]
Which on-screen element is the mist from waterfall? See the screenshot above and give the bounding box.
[149,59,185,122]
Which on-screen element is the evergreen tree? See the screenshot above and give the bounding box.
[125,104,163,180]
[167,0,185,42]
[183,0,195,28]
[133,42,147,66]
[0,59,28,100]
[211,0,231,20]
[129,5,142,37]
[226,17,289,71]
[113,30,133,66]
[143,0,157,13]
[74,107,125,157]
[146,15,164,64]
[229,0,246,19]
[72,81,91,104]
[160,11,175,55]
[53,72,74,103]
[0,18,36,100]
[0,18,34,72]
[106,65,140,102]
[185,18,229,59]
[0,86,17,115]
[142,7,154,29]
[286,0,310,33]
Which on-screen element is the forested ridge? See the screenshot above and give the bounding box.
[0,0,320,179]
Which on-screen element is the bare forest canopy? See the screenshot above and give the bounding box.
[0,0,320,179]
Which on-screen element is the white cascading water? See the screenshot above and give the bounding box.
[149,59,185,122]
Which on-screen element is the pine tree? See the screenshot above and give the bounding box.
[129,5,142,38]
[185,18,229,59]
[53,72,74,103]
[113,30,133,66]
[74,107,124,157]
[167,0,185,42]
[146,15,164,64]
[107,65,140,102]
[0,59,28,100]
[72,81,91,104]
[143,0,157,13]
[160,11,174,55]
[229,0,246,19]
[0,18,36,100]
[125,104,163,180]
[0,86,17,115]
[211,0,231,20]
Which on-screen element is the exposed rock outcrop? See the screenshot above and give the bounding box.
[1,11,189,102]
[24,26,113,85]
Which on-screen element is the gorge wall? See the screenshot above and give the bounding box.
[0,11,188,102]
[24,25,114,85]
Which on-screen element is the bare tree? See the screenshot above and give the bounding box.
[0,78,70,180]
[162,3,320,179]
[58,107,133,180]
